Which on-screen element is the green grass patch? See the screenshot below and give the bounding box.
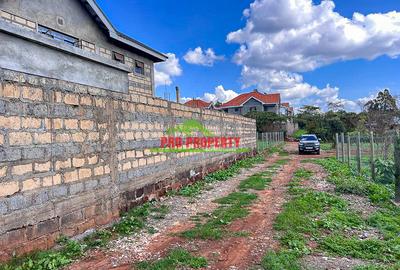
[312,158,394,204]
[367,208,400,239]
[0,202,170,270]
[261,250,302,270]
[239,171,272,191]
[320,234,400,263]
[177,155,265,198]
[83,230,112,249]
[0,238,83,270]
[320,143,334,151]
[181,192,257,240]
[136,248,207,270]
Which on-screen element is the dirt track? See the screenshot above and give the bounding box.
[67,143,332,270]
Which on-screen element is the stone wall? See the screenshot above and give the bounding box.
[0,68,256,261]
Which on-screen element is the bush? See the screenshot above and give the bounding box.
[292,129,307,139]
[375,158,395,184]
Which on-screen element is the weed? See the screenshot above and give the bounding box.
[320,143,334,151]
[261,250,301,270]
[320,234,399,262]
[113,203,150,235]
[353,263,400,270]
[182,192,257,240]
[367,208,400,239]
[317,209,364,231]
[293,168,313,179]
[0,238,83,270]
[313,158,394,204]
[83,230,112,249]
[239,173,272,191]
[136,248,207,270]
[178,181,205,197]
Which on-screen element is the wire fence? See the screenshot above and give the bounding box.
[257,131,285,152]
[336,130,398,180]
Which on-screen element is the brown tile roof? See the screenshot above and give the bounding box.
[184,99,212,109]
[219,90,281,108]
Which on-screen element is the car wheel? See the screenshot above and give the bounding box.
[299,150,303,155]
[317,150,320,155]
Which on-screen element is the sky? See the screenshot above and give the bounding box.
[96,0,400,111]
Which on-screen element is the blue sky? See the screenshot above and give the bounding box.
[96,0,400,110]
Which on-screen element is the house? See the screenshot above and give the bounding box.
[184,99,213,109]
[0,0,167,95]
[218,90,282,115]
[281,102,294,117]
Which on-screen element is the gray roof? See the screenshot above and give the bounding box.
[81,0,167,62]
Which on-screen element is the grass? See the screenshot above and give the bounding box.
[136,248,207,270]
[0,238,83,270]
[287,157,400,268]
[177,155,265,197]
[1,154,267,269]
[312,158,394,204]
[181,158,288,241]
[0,202,169,270]
[239,171,272,191]
[320,143,334,151]
[181,192,258,240]
[321,235,399,262]
[261,250,301,270]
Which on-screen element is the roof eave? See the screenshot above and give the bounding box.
[82,0,167,62]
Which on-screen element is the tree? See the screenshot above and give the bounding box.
[328,101,345,112]
[245,111,287,133]
[363,89,399,134]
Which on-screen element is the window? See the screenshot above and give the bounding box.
[135,60,145,75]
[38,25,78,47]
[250,107,257,112]
[113,52,125,63]
[234,108,240,112]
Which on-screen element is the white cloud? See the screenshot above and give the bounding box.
[181,85,239,104]
[154,53,182,87]
[227,0,400,111]
[183,47,224,66]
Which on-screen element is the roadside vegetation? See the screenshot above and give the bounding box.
[181,158,289,240]
[136,248,207,270]
[261,158,400,270]
[0,154,266,270]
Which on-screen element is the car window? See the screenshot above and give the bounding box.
[301,135,317,141]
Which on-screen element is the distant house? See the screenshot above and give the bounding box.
[218,90,282,115]
[281,102,294,117]
[0,0,167,95]
[184,99,213,109]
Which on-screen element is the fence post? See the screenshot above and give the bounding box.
[357,132,361,174]
[341,133,345,162]
[370,131,375,181]
[395,133,400,203]
[347,134,351,167]
[335,133,339,160]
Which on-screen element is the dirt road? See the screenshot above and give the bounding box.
[67,143,332,270]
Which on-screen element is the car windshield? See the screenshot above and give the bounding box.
[301,135,317,141]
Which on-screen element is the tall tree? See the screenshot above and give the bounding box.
[363,89,399,134]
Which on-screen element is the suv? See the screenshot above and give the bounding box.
[298,134,321,155]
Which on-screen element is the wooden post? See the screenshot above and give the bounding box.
[357,132,361,174]
[395,133,400,202]
[370,131,375,181]
[341,133,345,162]
[347,134,351,167]
[335,133,339,160]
